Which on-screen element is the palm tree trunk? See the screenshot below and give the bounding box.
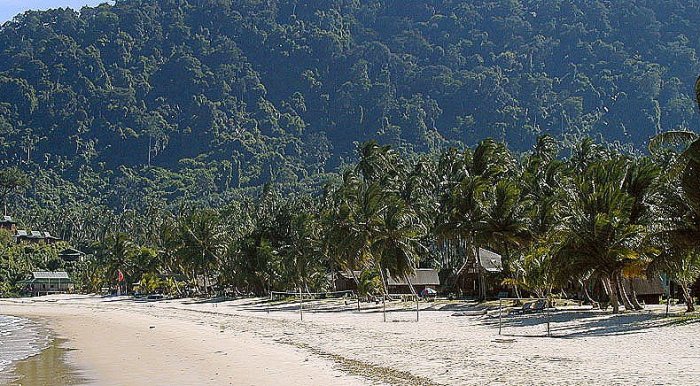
[404,274,420,322]
[628,280,645,310]
[614,272,634,311]
[603,276,620,313]
[680,283,696,313]
[581,279,599,308]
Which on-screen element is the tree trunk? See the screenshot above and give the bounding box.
[680,283,696,313]
[603,276,620,313]
[404,274,420,322]
[613,272,633,311]
[377,264,389,298]
[582,279,599,308]
[628,280,645,310]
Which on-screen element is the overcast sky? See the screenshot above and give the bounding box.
[0,1,109,23]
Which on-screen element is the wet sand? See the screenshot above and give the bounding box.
[6,338,86,386]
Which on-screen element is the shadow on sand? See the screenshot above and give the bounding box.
[481,309,691,338]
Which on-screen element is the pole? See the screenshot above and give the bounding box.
[547,301,551,338]
[299,287,303,321]
[383,296,386,322]
[416,296,419,322]
[499,298,502,335]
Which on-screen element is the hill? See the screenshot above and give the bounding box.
[1,0,699,193]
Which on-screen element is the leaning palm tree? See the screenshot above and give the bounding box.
[556,159,651,313]
[647,75,700,310]
[374,195,428,296]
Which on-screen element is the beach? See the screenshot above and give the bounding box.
[1,295,699,385]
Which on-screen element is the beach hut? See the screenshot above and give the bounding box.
[21,271,74,296]
[459,248,504,299]
[624,277,665,304]
[386,269,441,294]
[334,269,441,295]
[15,230,61,244]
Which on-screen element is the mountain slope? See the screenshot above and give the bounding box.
[1,0,699,189]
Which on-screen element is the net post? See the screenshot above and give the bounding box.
[498,298,502,335]
[416,295,419,322]
[299,288,303,321]
[383,296,386,322]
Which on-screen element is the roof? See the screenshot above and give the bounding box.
[15,230,59,240]
[387,269,440,286]
[337,269,441,286]
[625,277,664,296]
[478,248,503,273]
[337,270,363,280]
[58,248,85,256]
[32,271,70,280]
[1,215,15,223]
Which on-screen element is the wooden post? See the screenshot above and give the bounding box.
[498,298,502,335]
[416,296,419,322]
[299,288,303,321]
[383,296,386,322]
[547,300,551,338]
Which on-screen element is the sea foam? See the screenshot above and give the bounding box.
[0,315,49,373]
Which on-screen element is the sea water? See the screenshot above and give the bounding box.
[0,315,49,373]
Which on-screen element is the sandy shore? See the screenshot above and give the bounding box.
[1,295,699,385]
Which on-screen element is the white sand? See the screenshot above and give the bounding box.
[2,295,699,385]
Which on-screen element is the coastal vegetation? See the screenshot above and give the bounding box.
[0,0,699,312]
[2,128,699,313]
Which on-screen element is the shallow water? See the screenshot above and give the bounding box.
[0,315,48,373]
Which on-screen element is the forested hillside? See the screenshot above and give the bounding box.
[2,1,700,309]
[1,0,700,206]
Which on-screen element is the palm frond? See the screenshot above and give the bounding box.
[648,131,699,155]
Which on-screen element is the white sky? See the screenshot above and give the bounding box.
[0,1,110,23]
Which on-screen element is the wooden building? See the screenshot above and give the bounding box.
[15,230,61,244]
[460,248,504,299]
[58,248,85,262]
[20,271,74,296]
[386,269,440,294]
[0,215,17,233]
[334,268,441,295]
[623,277,665,305]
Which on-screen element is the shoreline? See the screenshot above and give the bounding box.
[5,336,86,386]
[0,296,368,386]
[1,295,699,385]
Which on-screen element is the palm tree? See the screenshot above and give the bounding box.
[556,158,651,313]
[647,75,700,311]
[176,208,226,294]
[374,195,427,296]
[434,139,512,297]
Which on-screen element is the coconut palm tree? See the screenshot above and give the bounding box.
[556,158,651,313]
[176,208,226,294]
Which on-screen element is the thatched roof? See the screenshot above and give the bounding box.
[338,269,441,286]
[478,248,503,273]
[387,269,440,286]
[624,277,665,296]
